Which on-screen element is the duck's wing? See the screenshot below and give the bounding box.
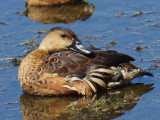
[91,50,135,67]
[44,51,90,78]
[43,50,135,78]
[42,50,148,96]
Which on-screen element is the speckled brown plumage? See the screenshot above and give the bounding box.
[18,27,152,96]
[25,0,81,6]
[44,50,134,78]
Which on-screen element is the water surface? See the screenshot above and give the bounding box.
[0,0,160,119]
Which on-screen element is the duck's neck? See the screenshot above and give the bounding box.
[28,49,50,61]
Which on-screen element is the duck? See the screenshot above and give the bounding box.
[25,0,83,6]
[25,3,94,24]
[18,27,153,96]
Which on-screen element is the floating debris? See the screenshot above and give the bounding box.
[0,58,22,66]
[106,41,117,49]
[84,36,99,40]
[20,2,31,15]
[135,45,143,51]
[144,46,150,49]
[146,20,152,22]
[152,23,160,27]
[89,44,100,50]
[125,27,131,30]
[148,64,159,70]
[152,59,160,63]
[0,33,12,38]
[0,87,6,94]
[5,101,18,105]
[0,22,7,25]
[18,35,40,46]
[0,57,15,61]
[131,10,143,17]
[4,42,9,44]
[117,12,127,17]
[15,11,21,14]
[37,30,48,34]
[106,44,111,49]
[130,40,144,45]
[18,40,35,46]
[11,58,22,66]
[90,44,97,49]
[109,41,117,46]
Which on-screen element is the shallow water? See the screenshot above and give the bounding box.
[0,0,160,120]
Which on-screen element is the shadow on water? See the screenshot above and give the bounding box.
[24,2,95,24]
[19,83,154,120]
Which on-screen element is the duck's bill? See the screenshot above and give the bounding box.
[69,38,93,55]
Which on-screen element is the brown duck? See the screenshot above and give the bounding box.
[18,27,152,96]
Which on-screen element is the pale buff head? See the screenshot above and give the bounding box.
[39,27,93,55]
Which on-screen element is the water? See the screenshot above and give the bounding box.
[0,0,160,119]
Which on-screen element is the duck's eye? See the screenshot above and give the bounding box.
[61,34,66,38]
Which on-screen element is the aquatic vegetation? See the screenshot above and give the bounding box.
[152,58,160,63]
[148,64,159,70]
[152,23,160,27]
[117,11,127,17]
[109,41,117,46]
[106,41,117,49]
[18,35,40,46]
[135,45,143,52]
[0,22,7,25]
[0,58,22,66]
[131,10,143,17]
[37,30,48,34]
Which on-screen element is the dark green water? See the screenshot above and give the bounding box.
[0,0,160,119]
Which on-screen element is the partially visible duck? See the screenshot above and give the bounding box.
[18,27,152,96]
[25,0,82,6]
[25,3,94,24]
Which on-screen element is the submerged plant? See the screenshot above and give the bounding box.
[135,45,143,52]
[131,10,143,17]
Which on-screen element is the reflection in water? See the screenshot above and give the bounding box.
[24,3,94,24]
[19,83,154,120]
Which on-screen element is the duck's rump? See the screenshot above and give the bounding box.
[43,50,136,78]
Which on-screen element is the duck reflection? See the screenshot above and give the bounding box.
[24,3,94,24]
[19,83,154,120]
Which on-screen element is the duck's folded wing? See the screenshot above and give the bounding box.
[43,50,135,78]
[91,50,135,66]
[41,50,142,96]
[43,51,90,78]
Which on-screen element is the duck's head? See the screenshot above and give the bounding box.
[39,27,93,55]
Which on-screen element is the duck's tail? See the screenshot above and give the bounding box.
[139,69,153,77]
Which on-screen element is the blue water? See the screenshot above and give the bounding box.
[0,0,160,119]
